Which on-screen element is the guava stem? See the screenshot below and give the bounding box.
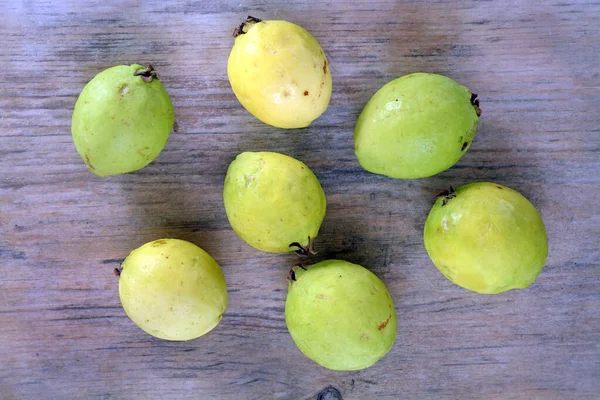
[233,16,262,37]
[134,65,159,82]
[114,267,122,277]
[435,185,457,206]
[470,93,482,117]
[289,236,317,257]
[286,263,307,282]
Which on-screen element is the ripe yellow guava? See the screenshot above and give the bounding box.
[71,64,174,177]
[424,182,548,294]
[223,151,326,253]
[354,73,481,179]
[227,17,332,129]
[285,260,397,371]
[118,239,227,341]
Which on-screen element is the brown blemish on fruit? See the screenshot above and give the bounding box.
[151,239,167,247]
[137,146,150,158]
[304,90,309,96]
[461,141,469,151]
[361,332,369,340]
[378,314,392,330]
[84,153,95,171]
[322,60,327,74]
[122,119,132,127]
[283,90,290,97]
[497,186,503,189]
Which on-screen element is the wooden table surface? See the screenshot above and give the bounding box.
[1,0,599,399]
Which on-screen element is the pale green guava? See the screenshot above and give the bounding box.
[423,182,548,294]
[118,239,227,341]
[71,64,174,177]
[228,16,332,129]
[223,151,326,253]
[285,260,397,371]
[354,73,481,179]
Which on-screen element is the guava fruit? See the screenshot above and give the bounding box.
[117,239,227,341]
[71,64,174,177]
[285,260,397,371]
[223,151,326,253]
[354,72,481,179]
[423,182,548,294]
[227,16,332,129]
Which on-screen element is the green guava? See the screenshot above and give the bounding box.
[71,64,174,177]
[423,182,548,294]
[354,73,481,179]
[228,16,332,129]
[285,260,397,371]
[118,239,228,341]
[223,151,326,253]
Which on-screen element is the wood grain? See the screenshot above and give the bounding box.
[1,0,599,399]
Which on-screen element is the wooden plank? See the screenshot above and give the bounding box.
[1,0,599,398]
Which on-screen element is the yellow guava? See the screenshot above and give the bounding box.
[223,151,326,253]
[227,16,332,129]
[423,182,548,294]
[71,64,174,177]
[285,260,397,371]
[118,239,228,341]
[354,73,481,179]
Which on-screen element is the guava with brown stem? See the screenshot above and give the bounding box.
[71,64,174,177]
[285,260,397,371]
[228,16,332,129]
[223,151,326,253]
[354,72,481,179]
[424,182,548,294]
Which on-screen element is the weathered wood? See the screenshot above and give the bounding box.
[1,0,599,399]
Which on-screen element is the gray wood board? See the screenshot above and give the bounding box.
[1,0,599,399]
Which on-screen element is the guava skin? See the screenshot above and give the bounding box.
[285,260,397,371]
[118,239,228,341]
[71,64,174,177]
[354,73,480,179]
[424,182,548,294]
[227,17,332,129]
[223,151,326,253]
